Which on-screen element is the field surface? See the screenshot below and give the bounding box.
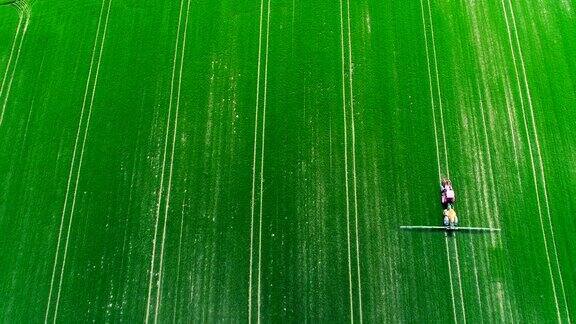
[0,0,575,322]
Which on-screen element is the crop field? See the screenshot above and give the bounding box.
[0,0,575,322]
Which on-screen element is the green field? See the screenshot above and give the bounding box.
[1,0,575,322]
